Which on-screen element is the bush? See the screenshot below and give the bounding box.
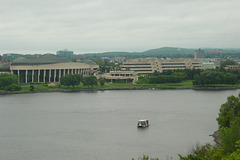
[60,74,82,88]
[99,78,105,87]
[136,76,150,84]
[56,83,61,88]
[0,74,18,89]
[30,85,34,91]
[6,83,22,91]
[42,84,49,87]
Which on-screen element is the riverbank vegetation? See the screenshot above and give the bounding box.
[132,94,240,160]
[178,94,240,160]
[0,67,240,94]
[0,73,22,91]
[137,69,239,87]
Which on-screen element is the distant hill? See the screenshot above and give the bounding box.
[142,47,195,55]
[81,47,195,59]
[80,47,240,59]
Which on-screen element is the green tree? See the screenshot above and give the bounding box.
[217,94,240,154]
[0,73,18,89]
[82,76,98,88]
[60,74,82,88]
[217,94,240,128]
[223,140,240,160]
[193,71,238,86]
[6,83,22,91]
[219,119,240,154]
[99,78,105,87]
[225,73,238,85]
[193,74,201,86]
[221,60,238,68]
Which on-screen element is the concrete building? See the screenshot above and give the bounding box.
[120,58,203,74]
[207,50,223,54]
[97,71,138,83]
[1,55,99,83]
[56,49,74,61]
[111,57,126,63]
[194,49,205,59]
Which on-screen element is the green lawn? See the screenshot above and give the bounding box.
[1,80,240,94]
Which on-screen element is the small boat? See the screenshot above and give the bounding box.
[137,119,149,128]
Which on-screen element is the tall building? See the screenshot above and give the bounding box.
[56,49,74,61]
[194,49,205,59]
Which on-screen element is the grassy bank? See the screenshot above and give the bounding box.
[1,80,240,94]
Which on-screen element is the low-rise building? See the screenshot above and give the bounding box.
[120,58,203,74]
[111,57,125,63]
[224,65,239,71]
[202,60,215,69]
[97,71,138,83]
[2,55,99,83]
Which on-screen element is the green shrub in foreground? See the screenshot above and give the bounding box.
[6,83,22,91]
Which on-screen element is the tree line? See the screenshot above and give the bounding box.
[193,71,238,86]
[136,68,239,86]
[60,74,105,88]
[137,69,202,84]
[0,73,106,92]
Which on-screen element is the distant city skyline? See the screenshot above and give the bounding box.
[1,0,239,54]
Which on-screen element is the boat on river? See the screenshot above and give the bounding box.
[137,119,149,128]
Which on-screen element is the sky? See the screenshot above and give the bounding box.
[0,0,240,54]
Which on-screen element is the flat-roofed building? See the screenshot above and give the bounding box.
[202,60,215,69]
[224,65,239,71]
[56,49,74,61]
[120,58,203,74]
[9,56,99,83]
[194,49,205,59]
[97,71,138,83]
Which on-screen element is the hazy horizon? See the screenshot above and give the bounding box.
[1,0,239,54]
[1,46,240,56]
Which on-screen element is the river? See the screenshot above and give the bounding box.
[0,89,239,160]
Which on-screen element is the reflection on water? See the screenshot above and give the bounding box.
[0,89,239,160]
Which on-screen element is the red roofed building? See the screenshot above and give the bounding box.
[224,65,239,71]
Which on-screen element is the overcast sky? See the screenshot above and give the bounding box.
[0,0,239,54]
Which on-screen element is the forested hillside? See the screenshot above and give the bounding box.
[80,47,240,59]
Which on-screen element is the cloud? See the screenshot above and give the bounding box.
[0,0,239,54]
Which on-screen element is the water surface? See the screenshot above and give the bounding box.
[0,89,239,160]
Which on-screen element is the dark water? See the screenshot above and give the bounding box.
[0,89,239,160]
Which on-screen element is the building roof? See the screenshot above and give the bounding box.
[80,60,97,65]
[11,57,71,65]
[0,63,10,71]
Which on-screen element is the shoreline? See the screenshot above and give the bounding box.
[1,86,240,95]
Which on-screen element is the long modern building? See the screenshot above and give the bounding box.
[1,55,99,83]
[97,71,138,83]
[120,58,204,74]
